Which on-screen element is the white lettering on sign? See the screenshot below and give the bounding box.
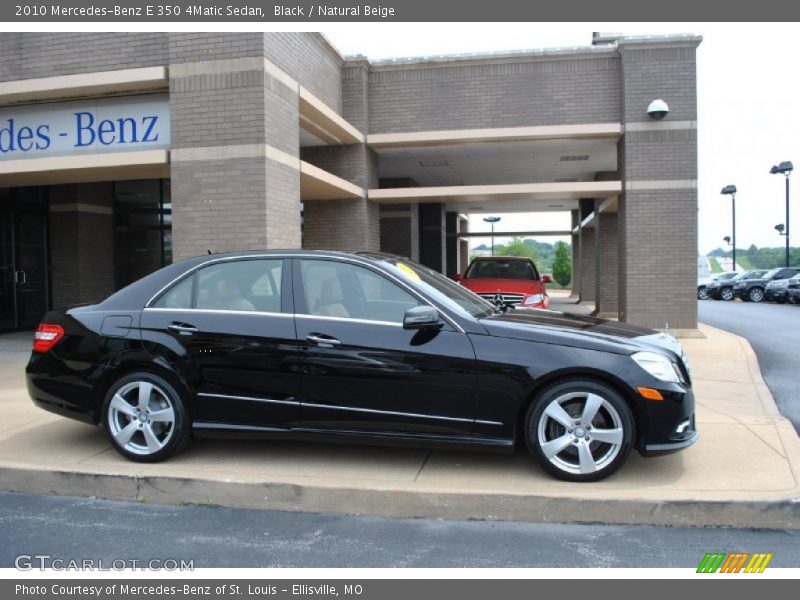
[0,94,170,161]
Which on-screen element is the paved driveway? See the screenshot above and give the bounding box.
[698,299,800,432]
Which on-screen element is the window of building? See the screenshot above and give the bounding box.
[114,179,171,289]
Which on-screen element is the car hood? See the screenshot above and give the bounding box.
[734,278,767,285]
[478,308,684,359]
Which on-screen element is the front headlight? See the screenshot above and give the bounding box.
[522,293,545,305]
[631,351,683,383]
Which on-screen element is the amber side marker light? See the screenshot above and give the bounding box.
[33,324,65,353]
[637,387,664,401]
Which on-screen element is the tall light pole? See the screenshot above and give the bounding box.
[770,161,793,268]
[721,185,737,271]
[483,216,501,256]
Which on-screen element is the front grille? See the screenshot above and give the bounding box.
[478,292,525,306]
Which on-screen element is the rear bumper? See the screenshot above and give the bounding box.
[26,351,100,425]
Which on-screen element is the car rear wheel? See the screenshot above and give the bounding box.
[102,372,191,462]
[719,287,734,301]
[698,287,709,300]
[525,380,634,482]
[748,287,765,302]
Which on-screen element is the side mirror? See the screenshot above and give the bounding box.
[403,305,442,330]
[541,274,553,284]
[452,273,463,282]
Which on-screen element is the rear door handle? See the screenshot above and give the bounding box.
[167,323,199,335]
[306,334,341,348]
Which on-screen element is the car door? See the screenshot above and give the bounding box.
[293,257,478,437]
[140,257,301,428]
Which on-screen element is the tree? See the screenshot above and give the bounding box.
[552,241,572,287]
[494,237,540,261]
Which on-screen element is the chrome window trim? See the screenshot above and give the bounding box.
[198,392,300,406]
[294,313,403,328]
[143,307,293,318]
[145,253,465,333]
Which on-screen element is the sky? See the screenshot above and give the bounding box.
[324,23,800,254]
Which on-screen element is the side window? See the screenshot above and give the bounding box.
[154,259,283,312]
[300,260,420,323]
[154,276,193,309]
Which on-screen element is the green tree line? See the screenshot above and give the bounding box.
[708,244,800,270]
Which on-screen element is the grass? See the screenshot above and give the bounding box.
[708,257,723,273]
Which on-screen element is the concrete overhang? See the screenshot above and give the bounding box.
[0,150,169,186]
[300,161,364,200]
[369,180,621,205]
[0,67,169,106]
[368,123,621,149]
[299,87,364,145]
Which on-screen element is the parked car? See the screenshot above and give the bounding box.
[733,267,800,302]
[26,250,697,483]
[455,256,551,309]
[698,271,736,300]
[768,273,800,304]
[786,276,800,304]
[708,269,768,301]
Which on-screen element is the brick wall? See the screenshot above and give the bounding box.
[0,33,168,81]
[598,212,619,314]
[367,55,621,133]
[579,227,596,302]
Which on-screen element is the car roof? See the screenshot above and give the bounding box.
[471,256,532,261]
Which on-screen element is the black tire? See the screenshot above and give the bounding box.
[524,379,634,482]
[102,372,191,462]
[698,287,709,300]
[748,287,765,303]
[718,287,735,301]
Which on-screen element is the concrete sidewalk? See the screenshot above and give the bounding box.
[0,325,798,529]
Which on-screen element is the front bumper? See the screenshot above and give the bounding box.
[764,288,787,301]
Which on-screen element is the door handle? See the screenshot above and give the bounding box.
[14,270,26,285]
[306,334,341,347]
[167,323,199,335]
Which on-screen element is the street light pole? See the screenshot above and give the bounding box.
[770,161,793,268]
[721,185,737,271]
[483,216,501,256]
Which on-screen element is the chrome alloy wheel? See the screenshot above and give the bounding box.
[107,380,176,456]
[536,391,624,476]
[719,287,734,301]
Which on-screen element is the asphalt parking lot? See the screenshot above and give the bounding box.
[698,299,800,432]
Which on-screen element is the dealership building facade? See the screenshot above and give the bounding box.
[0,32,700,332]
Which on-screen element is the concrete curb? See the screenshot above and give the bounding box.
[1,466,798,529]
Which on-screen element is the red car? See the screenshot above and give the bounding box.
[454,256,552,309]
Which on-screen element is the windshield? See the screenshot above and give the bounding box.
[379,257,494,319]
[762,268,781,280]
[736,270,767,280]
[717,272,738,280]
[465,258,539,280]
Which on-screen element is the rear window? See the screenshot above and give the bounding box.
[466,259,539,280]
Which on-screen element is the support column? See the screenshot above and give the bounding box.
[458,217,469,274]
[379,204,419,260]
[48,183,114,308]
[570,210,580,297]
[579,226,596,302]
[445,211,459,277]
[597,212,619,315]
[169,33,302,261]
[419,203,446,273]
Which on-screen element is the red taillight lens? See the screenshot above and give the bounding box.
[33,324,64,353]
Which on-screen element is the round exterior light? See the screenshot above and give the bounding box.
[646,99,669,120]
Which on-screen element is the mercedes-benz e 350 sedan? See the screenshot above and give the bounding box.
[26,251,697,482]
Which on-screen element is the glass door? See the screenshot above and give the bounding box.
[0,187,49,332]
[0,212,16,331]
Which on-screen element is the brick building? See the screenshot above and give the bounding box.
[0,32,700,331]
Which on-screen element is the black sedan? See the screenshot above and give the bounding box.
[26,250,697,482]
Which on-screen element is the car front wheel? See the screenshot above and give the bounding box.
[525,379,634,482]
[719,287,734,301]
[698,287,709,300]
[748,287,765,302]
[102,372,191,462]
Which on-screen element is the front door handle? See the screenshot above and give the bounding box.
[167,323,199,335]
[306,334,341,348]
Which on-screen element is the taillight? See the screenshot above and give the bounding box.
[33,324,65,353]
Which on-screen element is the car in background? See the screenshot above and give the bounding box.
[708,269,769,301]
[697,272,736,300]
[454,256,551,309]
[787,276,800,304]
[767,273,800,303]
[25,250,697,482]
[733,267,800,302]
